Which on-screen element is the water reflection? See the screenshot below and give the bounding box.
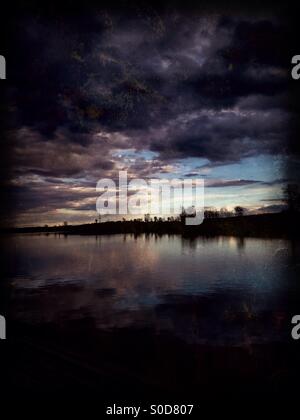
[4,234,300,345]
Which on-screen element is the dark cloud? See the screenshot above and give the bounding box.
[5,6,295,224]
[149,108,288,161]
[206,179,261,188]
[254,204,286,214]
[9,11,290,138]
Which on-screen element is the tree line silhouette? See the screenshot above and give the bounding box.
[2,184,299,238]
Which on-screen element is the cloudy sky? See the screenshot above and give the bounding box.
[5,4,298,226]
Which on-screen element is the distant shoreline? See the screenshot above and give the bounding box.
[2,212,300,239]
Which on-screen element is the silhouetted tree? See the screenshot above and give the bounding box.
[220,207,233,218]
[180,207,187,223]
[204,208,219,218]
[284,184,300,213]
[234,206,245,217]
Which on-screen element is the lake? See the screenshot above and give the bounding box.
[4,234,299,342]
[2,234,300,400]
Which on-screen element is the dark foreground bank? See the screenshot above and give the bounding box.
[1,307,300,408]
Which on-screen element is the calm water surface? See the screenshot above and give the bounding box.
[4,234,299,345]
